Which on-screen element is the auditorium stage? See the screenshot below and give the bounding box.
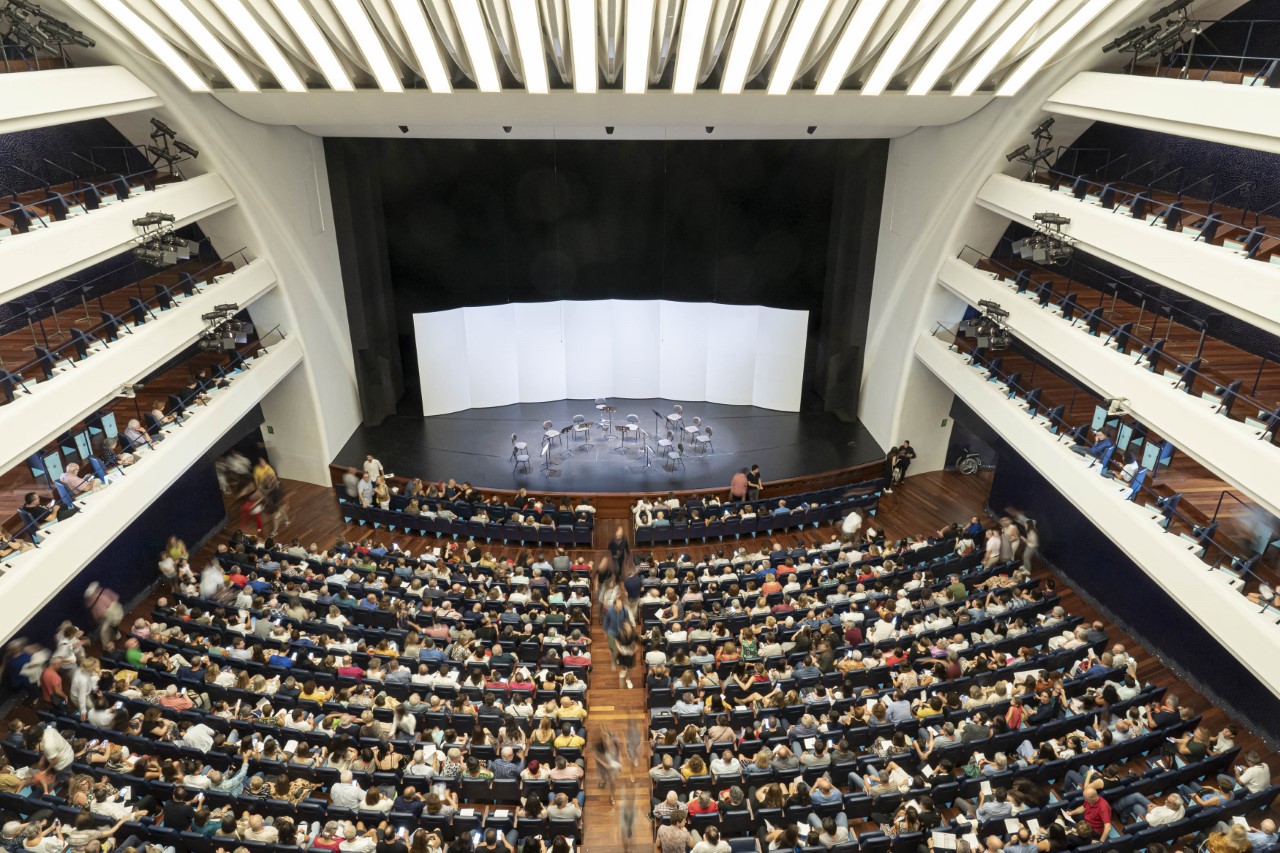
[334,398,883,493]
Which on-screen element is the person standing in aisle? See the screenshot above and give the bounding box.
[747,465,763,502]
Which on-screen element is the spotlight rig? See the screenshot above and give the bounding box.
[145,117,200,176]
[1102,0,1200,77]
[131,211,199,267]
[0,0,94,58]
[1011,212,1075,266]
[969,300,1012,352]
[1006,117,1055,180]
[198,304,254,353]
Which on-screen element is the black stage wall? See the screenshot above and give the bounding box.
[953,402,1280,744]
[326,138,888,425]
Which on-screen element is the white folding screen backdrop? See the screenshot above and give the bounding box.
[414,300,808,415]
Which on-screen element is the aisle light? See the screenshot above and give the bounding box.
[567,0,597,93]
[907,0,1001,95]
[332,0,403,92]
[159,0,257,92]
[814,0,888,95]
[720,0,769,93]
[673,0,714,93]
[952,0,1054,96]
[450,0,502,92]
[389,0,452,90]
[510,0,548,93]
[996,0,1112,95]
[624,0,655,93]
[270,0,355,91]
[862,0,945,95]
[213,0,306,91]
[90,0,209,91]
[768,0,831,95]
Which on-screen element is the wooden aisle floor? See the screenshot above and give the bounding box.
[99,468,1278,852]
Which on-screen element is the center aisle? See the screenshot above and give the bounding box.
[577,470,995,853]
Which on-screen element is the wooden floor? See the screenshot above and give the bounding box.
[153,467,1276,852]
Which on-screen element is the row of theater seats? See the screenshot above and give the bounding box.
[635,479,883,546]
[335,491,596,547]
[0,166,163,239]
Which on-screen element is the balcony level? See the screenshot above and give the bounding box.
[0,257,276,475]
[915,332,1280,699]
[939,256,1280,519]
[0,172,235,302]
[0,334,302,645]
[975,173,1280,338]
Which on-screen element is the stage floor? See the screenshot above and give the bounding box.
[335,399,883,493]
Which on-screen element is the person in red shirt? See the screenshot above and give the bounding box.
[40,657,67,707]
[844,624,863,646]
[336,656,365,681]
[227,570,248,588]
[760,574,782,595]
[1071,787,1112,837]
[686,791,719,816]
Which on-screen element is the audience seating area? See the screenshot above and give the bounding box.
[3,534,594,851]
[636,531,1280,853]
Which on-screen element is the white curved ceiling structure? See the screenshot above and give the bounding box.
[62,0,1124,98]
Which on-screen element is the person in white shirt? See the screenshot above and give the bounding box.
[39,724,74,772]
[362,455,384,481]
[339,823,378,853]
[180,722,217,753]
[1223,752,1270,794]
[328,772,366,809]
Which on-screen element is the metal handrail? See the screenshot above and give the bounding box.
[0,165,163,234]
[957,245,1278,438]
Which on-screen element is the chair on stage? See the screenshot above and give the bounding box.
[683,416,701,445]
[667,442,685,474]
[667,404,685,434]
[510,433,527,461]
[623,414,641,444]
[595,398,612,432]
[695,425,714,454]
[543,420,560,449]
[657,430,674,455]
[571,415,590,444]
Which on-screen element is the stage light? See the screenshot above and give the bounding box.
[332,0,403,92]
[502,125,512,133]
[807,125,817,135]
[815,0,888,95]
[721,0,770,94]
[996,0,1114,96]
[605,126,615,135]
[952,0,1054,96]
[567,0,598,93]
[1033,211,1071,227]
[624,0,656,93]
[150,117,177,139]
[1149,0,1193,23]
[908,0,1001,95]
[158,0,258,93]
[450,0,502,93]
[863,0,945,95]
[1033,116,1055,137]
[673,0,714,94]
[174,140,200,158]
[705,126,714,134]
[213,0,307,92]
[270,0,355,91]
[89,0,209,92]
[1006,144,1031,162]
[509,0,548,93]
[769,0,831,95]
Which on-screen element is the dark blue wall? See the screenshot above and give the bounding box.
[971,421,1280,744]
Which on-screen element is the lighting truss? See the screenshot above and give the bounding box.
[1011,212,1075,266]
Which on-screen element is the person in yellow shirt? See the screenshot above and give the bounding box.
[555,696,588,720]
[553,724,584,749]
[298,680,333,704]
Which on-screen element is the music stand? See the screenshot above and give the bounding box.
[651,409,665,437]
[639,429,655,469]
[539,439,552,474]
